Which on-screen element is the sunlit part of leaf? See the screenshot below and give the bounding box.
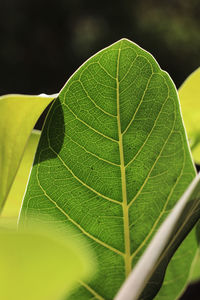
[178,67,200,164]
[0,94,54,211]
[115,173,200,300]
[0,130,40,227]
[0,226,94,300]
[20,39,196,300]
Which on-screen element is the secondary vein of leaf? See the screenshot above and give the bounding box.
[130,138,185,260]
[64,131,120,167]
[79,281,105,300]
[127,128,173,210]
[77,78,117,118]
[122,71,153,136]
[125,94,169,169]
[63,102,118,143]
[117,43,131,277]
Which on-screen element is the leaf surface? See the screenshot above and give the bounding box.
[178,68,200,164]
[0,226,93,300]
[115,173,200,300]
[188,221,200,283]
[189,249,200,283]
[153,227,198,300]
[19,39,197,299]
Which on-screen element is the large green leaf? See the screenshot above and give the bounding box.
[0,94,54,211]
[0,130,40,227]
[115,173,200,300]
[19,39,197,299]
[0,226,94,300]
[178,68,200,164]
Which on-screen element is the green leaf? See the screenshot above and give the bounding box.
[156,67,200,297]
[0,93,54,211]
[19,39,197,299]
[189,249,200,283]
[178,68,200,164]
[189,221,200,283]
[115,173,200,300]
[0,226,94,300]
[0,130,40,228]
[153,228,198,300]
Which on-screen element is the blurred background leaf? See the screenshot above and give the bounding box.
[0,226,94,300]
[178,68,200,164]
[0,130,40,228]
[0,94,53,211]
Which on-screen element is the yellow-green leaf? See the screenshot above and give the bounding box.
[0,226,94,300]
[0,94,54,211]
[178,68,200,164]
[1,130,40,227]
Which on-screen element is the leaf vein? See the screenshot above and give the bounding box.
[119,53,138,83]
[122,72,154,135]
[125,96,170,168]
[77,79,116,118]
[63,102,118,142]
[128,124,175,209]
[79,281,105,300]
[131,133,186,259]
[63,132,120,167]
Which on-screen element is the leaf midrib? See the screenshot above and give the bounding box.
[116,43,131,277]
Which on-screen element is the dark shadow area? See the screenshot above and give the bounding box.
[33,96,65,164]
[34,102,53,130]
[196,164,200,173]
[0,0,200,96]
[179,281,200,300]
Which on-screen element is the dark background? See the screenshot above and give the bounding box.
[0,0,199,299]
[1,0,200,96]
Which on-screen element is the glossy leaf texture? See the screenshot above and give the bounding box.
[0,130,40,228]
[0,94,54,211]
[178,68,200,164]
[19,39,197,299]
[0,226,93,300]
[115,173,200,300]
